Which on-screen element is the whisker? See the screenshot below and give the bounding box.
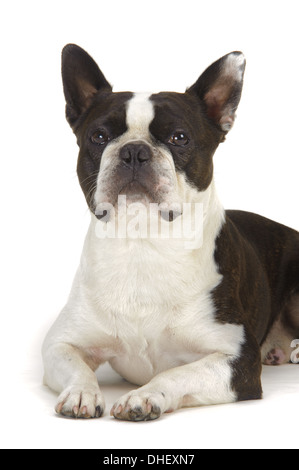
[70,169,103,217]
[79,171,100,186]
[85,182,99,209]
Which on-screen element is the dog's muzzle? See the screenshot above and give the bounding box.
[95,141,182,222]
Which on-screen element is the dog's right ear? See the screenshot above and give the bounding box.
[62,44,112,128]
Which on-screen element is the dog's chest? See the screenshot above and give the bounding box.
[85,233,219,315]
[83,235,229,385]
[109,322,208,386]
[105,281,220,386]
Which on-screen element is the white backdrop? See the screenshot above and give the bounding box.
[1,0,298,449]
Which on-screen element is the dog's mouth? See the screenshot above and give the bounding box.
[95,179,151,221]
[95,178,182,222]
[119,180,153,203]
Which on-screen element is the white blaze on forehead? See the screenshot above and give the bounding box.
[125,92,155,139]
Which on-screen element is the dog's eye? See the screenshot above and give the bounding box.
[168,132,189,146]
[91,129,110,145]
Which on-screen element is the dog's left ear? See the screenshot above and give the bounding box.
[187,52,245,133]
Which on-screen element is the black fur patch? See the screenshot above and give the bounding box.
[75,91,132,210]
[213,210,299,400]
[150,92,223,191]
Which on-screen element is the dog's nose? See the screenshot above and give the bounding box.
[119,142,152,167]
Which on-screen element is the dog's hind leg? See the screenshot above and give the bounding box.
[261,289,299,366]
[262,232,299,366]
[261,315,296,365]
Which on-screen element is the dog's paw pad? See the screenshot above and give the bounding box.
[111,391,165,421]
[55,385,105,419]
[264,348,286,365]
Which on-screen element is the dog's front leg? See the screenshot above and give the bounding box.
[111,350,261,421]
[43,342,105,418]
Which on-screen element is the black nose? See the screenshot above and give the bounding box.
[119,142,152,167]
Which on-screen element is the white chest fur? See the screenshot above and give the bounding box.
[73,184,241,384]
[46,182,244,386]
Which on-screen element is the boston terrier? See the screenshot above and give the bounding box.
[42,44,299,420]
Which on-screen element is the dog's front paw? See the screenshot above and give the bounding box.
[110,390,167,421]
[55,385,105,419]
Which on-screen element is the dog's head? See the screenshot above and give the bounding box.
[62,44,245,221]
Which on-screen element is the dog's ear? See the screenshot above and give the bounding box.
[62,44,112,128]
[187,52,245,133]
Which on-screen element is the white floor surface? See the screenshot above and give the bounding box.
[2,347,298,450]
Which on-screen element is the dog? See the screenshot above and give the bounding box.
[42,44,299,420]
